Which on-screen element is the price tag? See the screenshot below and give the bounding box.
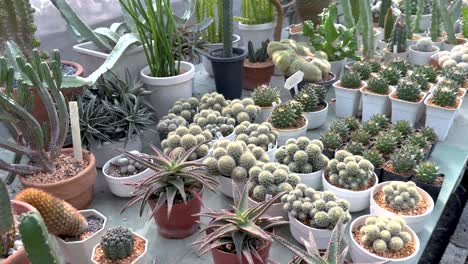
[216,131,224,139]
[393,45,398,54]
[284,71,304,96]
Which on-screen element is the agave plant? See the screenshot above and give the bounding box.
[193,184,288,263]
[119,143,219,217]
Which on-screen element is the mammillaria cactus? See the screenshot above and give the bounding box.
[249,162,300,201]
[320,131,343,151]
[437,44,468,70]
[161,125,212,160]
[326,150,375,190]
[168,97,199,123]
[413,65,438,83]
[382,182,421,211]
[367,76,390,95]
[193,109,236,137]
[414,37,433,52]
[394,80,422,102]
[351,62,372,80]
[414,161,440,185]
[363,149,385,169]
[110,156,147,175]
[222,98,260,124]
[270,101,304,129]
[252,85,280,107]
[381,67,401,86]
[339,71,362,88]
[100,226,134,260]
[156,114,188,134]
[199,92,230,112]
[294,84,326,112]
[431,86,458,107]
[281,187,351,229]
[234,122,278,151]
[274,137,329,174]
[375,133,398,156]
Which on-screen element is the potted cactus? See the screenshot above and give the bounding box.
[322,150,379,212]
[361,75,392,122]
[382,148,418,182]
[156,114,188,142]
[91,227,148,264]
[381,66,401,87]
[193,110,236,140]
[269,101,308,145]
[222,98,261,125]
[333,71,367,118]
[363,149,386,181]
[390,80,427,126]
[281,186,351,249]
[295,84,328,129]
[370,181,434,233]
[420,126,438,157]
[199,92,231,111]
[252,85,281,122]
[383,19,408,63]
[374,132,399,159]
[274,137,329,189]
[320,130,344,159]
[243,40,275,91]
[413,65,438,85]
[161,125,213,162]
[408,37,440,65]
[349,215,420,263]
[234,122,279,160]
[413,161,444,201]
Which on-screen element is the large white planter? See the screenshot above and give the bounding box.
[322,172,378,212]
[255,106,275,123]
[360,88,391,122]
[248,196,287,219]
[333,81,365,118]
[370,181,434,233]
[89,137,142,169]
[91,231,148,264]
[303,101,329,130]
[383,49,408,63]
[56,210,107,264]
[272,115,308,146]
[102,152,153,197]
[202,34,241,76]
[297,170,323,190]
[238,22,274,50]
[349,215,420,264]
[408,45,440,65]
[289,213,346,249]
[330,59,346,79]
[73,42,146,78]
[218,176,246,198]
[141,61,195,118]
[390,91,427,126]
[424,95,462,141]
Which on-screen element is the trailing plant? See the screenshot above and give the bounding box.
[395,80,421,102]
[270,101,304,129]
[326,150,375,190]
[235,0,274,24]
[414,65,438,83]
[387,19,407,53]
[247,40,270,63]
[252,84,280,107]
[193,109,236,137]
[294,84,326,112]
[222,98,260,124]
[156,114,188,134]
[431,85,458,107]
[363,149,385,169]
[382,181,421,211]
[414,161,440,185]
[321,131,343,151]
[351,62,372,80]
[100,226,134,260]
[249,162,300,201]
[381,67,401,86]
[161,125,213,159]
[367,76,390,95]
[168,97,200,123]
[235,122,278,151]
[199,92,230,111]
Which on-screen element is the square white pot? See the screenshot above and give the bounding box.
[360,88,391,122]
[333,81,365,118]
[91,231,148,264]
[424,95,463,141]
[383,49,408,64]
[390,91,427,126]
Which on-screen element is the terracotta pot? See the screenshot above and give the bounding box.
[243,60,274,91]
[211,239,271,264]
[62,60,84,77]
[18,149,97,210]
[150,189,203,239]
[3,201,37,264]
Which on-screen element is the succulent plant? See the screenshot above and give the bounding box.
[326,150,375,190]
[161,125,213,160]
[431,86,458,107]
[441,66,467,87]
[382,181,421,211]
[414,37,433,52]
[234,122,278,151]
[0,180,14,257]
[368,60,383,73]
[274,137,329,174]
[370,114,391,129]
[168,97,200,123]
[395,80,421,102]
[405,132,429,150]
[110,156,147,175]
[252,84,280,107]
[387,19,407,53]
[340,71,362,88]
[388,60,413,77]
[330,119,350,140]
[247,40,270,63]
[156,114,188,134]
[363,149,385,169]
[362,120,381,137]
[393,120,413,137]
[193,109,236,137]
[389,150,417,175]
[350,129,371,145]
[270,101,304,129]
[399,143,424,163]
[408,73,429,91]
[281,187,351,229]
[344,142,366,156]
[222,98,260,124]
[101,226,134,260]
[199,92,230,112]
[414,161,440,185]
[413,65,438,83]
[420,126,438,143]
[249,162,300,201]
[375,133,398,156]
[351,62,372,80]
[381,67,401,85]
[344,117,361,132]
[295,84,326,112]
[320,131,343,151]
[367,76,390,95]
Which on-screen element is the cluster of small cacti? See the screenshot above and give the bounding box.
[110,157,146,175]
[156,113,188,134]
[222,98,260,124]
[414,37,434,52]
[203,140,268,181]
[320,130,342,151]
[382,182,421,211]
[294,84,326,112]
[251,84,280,107]
[358,216,413,254]
[101,226,134,260]
[270,101,304,129]
[326,150,375,190]
[387,19,407,53]
[408,72,429,91]
[381,67,401,86]
[275,137,329,174]
[441,66,467,87]
[366,76,390,95]
[395,80,421,102]
[161,125,213,160]
[193,109,236,137]
[249,162,300,201]
[281,186,351,229]
[414,161,440,184]
[413,65,438,83]
[351,62,372,80]
[168,97,199,123]
[339,71,362,88]
[199,92,230,112]
[437,43,468,70]
[234,122,278,151]
[267,39,331,81]
[389,60,413,77]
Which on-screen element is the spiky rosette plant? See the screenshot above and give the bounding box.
[168,97,200,123]
[395,80,422,102]
[222,98,260,124]
[274,137,329,174]
[367,76,390,95]
[161,125,213,160]
[414,65,438,83]
[119,144,219,217]
[270,101,304,129]
[329,119,350,140]
[389,149,417,175]
[339,71,362,88]
[375,133,398,156]
[370,114,391,129]
[351,62,372,80]
[382,181,421,211]
[414,161,440,185]
[281,186,351,229]
[362,120,381,137]
[193,109,236,137]
[431,86,458,107]
[156,114,188,134]
[420,126,438,143]
[363,149,385,169]
[199,92,230,112]
[326,150,375,190]
[350,129,371,145]
[408,73,429,91]
[393,120,413,137]
[344,142,366,156]
[345,117,361,132]
[193,184,288,261]
[405,132,429,150]
[252,84,280,107]
[389,60,413,77]
[320,131,343,151]
[294,84,327,112]
[100,226,134,260]
[234,122,278,151]
[441,66,467,87]
[381,67,401,86]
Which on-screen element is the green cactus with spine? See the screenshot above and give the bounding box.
[370,114,391,129]
[463,1,468,38]
[367,76,390,95]
[351,62,372,80]
[344,141,366,155]
[252,85,280,107]
[359,0,375,58]
[414,65,438,83]
[431,85,458,107]
[441,66,467,87]
[350,129,371,145]
[390,150,417,175]
[199,92,230,112]
[387,19,407,53]
[362,120,381,136]
[420,126,438,143]
[330,119,350,140]
[168,97,199,123]
[234,121,278,151]
[404,0,414,38]
[193,109,235,137]
[222,98,260,124]
[101,226,134,260]
[375,133,398,156]
[382,181,421,211]
[156,114,188,134]
[221,0,233,57]
[340,71,362,88]
[359,216,412,254]
[381,67,401,85]
[326,150,375,190]
[411,0,425,33]
[395,80,421,102]
[409,73,430,91]
[414,161,440,185]
[393,120,413,136]
[294,84,326,112]
[383,7,395,42]
[430,0,441,41]
[414,37,433,52]
[389,60,413,77]
[0,180,14,257]
[111,156,146,175]
[345,117,361,131]
[250,162,299,201]
[161,124,213,160]
[270,101,304,129]
[363,149,385,168]
[405,132,429,149]
[378,0,392,27]
[320,131,343,151]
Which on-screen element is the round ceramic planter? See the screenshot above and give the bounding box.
[360,87,391,122]
[247,196,287,219]
[210,238,271,264]
[19,149,97,210]
[383,49,408,63]
[443,39,467,51]
[218,176,246,198]
[243,60,275,91]
[303,101,329,130]
[333,81,366,118]
[91,231,148,264]
[202,34,241,77]
[102,152,153,197]
[272,115,308,146]
[322,172,378,212]
[238,22,275,50]
[297,169,323,190]
[349,215,420,264]
[369,181,435,233]
[390,91,427,127]
[289,213,345,249]
[408,45,440,65]
[424,95,462,141]
[61,60,84,77]
[141,61,195,118]
[89,137,142,169]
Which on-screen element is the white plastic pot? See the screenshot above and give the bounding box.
[322,172,378,212]
[297,170,323,190]
[333,81,365,118]
[303,101,329,130]
[360,87,391,122]
[202,34,241,77]
[408,45,440,65]
[89,137,142,169]
[141,61,195,118]
[424,94,462,141]
[289,213,345,249]
[349,215,420,264]
[370,181,434,233]
[383,49,408,63]
[248,196,287,219]
[238,22,274,50]
[390,91,427,126]
[218,176,246,198]
[102,152,153,197]
[377,39,388,51]
[266,142,278,161]
[272,115,308,146]
[56,210,107,264]
[91,231,148,264]
[255,106,275,123]
[330,59,346,79]
[73,42,146,78]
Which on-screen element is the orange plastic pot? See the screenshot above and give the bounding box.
[243,60,274,91]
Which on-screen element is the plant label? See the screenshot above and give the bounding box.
[268,143,273,150]
[69,101,83,161]
[216,132,224,139]
[284,70,304,95]
[266,194,273,201]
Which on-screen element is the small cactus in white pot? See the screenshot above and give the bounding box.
[234,121,279,160]
[408,37,440,65]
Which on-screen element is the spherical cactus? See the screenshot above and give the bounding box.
[217,156,236,176]
[101,226,134,260]
[326,150,375,191]
[382,182,421,212]
[276,138,329,173]
[373,239,388,253]
[314,211,330,228]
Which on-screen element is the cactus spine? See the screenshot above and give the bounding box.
[0,180,14,256]
[405,0,413,39]
[378,0,391,27]
[384,8,394,42]
[101,226,134,260]
[359,0,375,58]
[430,0,441,41]
[412,0,425,33]
[222,0,233,57]
[387,19,407,53]
[19,211,60,264]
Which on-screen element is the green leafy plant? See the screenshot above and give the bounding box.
[414,161,440,185]
[235,0,274,24]
[295,84,326,112]
[395,80,421,102]
[252,85,280,107]
[367,76,390,95]
[247,40,270,63]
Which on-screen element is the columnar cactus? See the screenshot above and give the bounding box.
[344,142,366,156]
[249,162,300,201]
[274,137,329,174]
[395,80,421,102]
[270,101,304,129]
[234,122,278,151]
[281,187,351,229]
[199,92,230,112]
[222,98,260,124]
[168,97,199,123]
[383,8,395,42]
[101,226,134,260]
[161,125,213,160]
[387,19,407,53]
[110,156,147,175]
[156,114,188,134]
[414,161,440,185]
[294,84,326,112]
[193,109,236,137]
[382,182,421,211]
[0,180,14,257]
[252,84,280,107]
[326,150,375,190]
[414,37,433,52]
[430,0,441,41]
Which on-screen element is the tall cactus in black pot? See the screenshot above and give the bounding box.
[207,0,247,99]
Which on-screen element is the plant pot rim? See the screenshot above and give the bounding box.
[244,59,274,69]
[91,231,148,264]
[271,115,308,132]
[238,21,275,29]
[389,91,426,104]
[206,34,241,46]
[57,209,107,245]
[360,86,390,96]
[304,100,329,115]
[334,80,367,90]
[288,212,338,233]
[73,41,143,58]
[247,194,282,207]
[206,47,248,62]
[140,61,195,84]
[443,38,467,45]
[408,45,440,53]
[102,153,152,180]
[61,60,84,77]
[383,48,408,54]
[322,171,378,194]
[424,94,462,111]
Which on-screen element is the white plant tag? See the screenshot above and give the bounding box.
[268,143,273,150]
[272,101,278,107]
[393,45,398,54]
[284,70,304,96]
[216,132,223,139]
[69,101,83,161]
[266,194,273,201]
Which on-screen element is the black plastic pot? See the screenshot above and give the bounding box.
[415,174,444,201]
[382,167,413,182]
[374,167,384,182]
[323,148,336,159]
[287,72,336,98]
[207,48,247,99]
